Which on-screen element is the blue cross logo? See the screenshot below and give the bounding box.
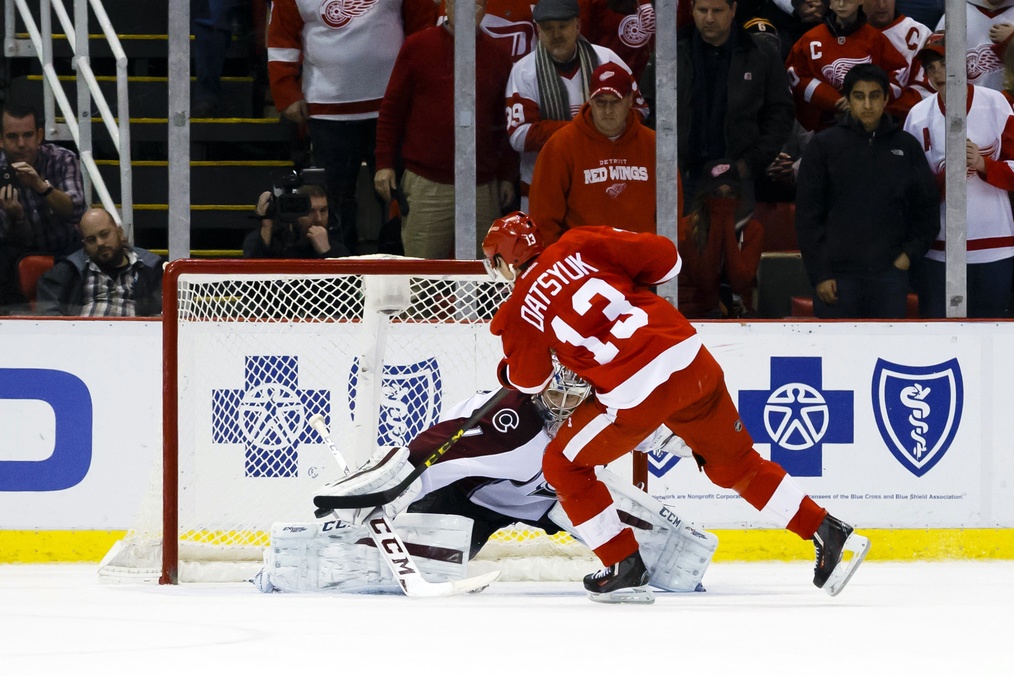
[212,355,329,477]
[739,357,853,477]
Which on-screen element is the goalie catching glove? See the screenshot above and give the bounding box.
[317,446,422,525]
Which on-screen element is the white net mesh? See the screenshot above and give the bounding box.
[100,258,595,583]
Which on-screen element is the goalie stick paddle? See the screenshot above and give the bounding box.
[313,386,510,515]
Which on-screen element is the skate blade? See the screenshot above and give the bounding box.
[588,586,656,605]
[823,533,871,597]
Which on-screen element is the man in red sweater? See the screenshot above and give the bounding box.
[528,63,666,244]
[374,0,517,258]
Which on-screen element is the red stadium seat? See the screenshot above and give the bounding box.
[17,254,55,307]
[790,294,921,318]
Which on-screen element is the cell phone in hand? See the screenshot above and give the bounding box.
[0,165,15,189]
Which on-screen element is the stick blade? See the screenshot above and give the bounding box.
[403,570,501,598]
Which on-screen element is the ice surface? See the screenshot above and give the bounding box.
[1,561,1010,674]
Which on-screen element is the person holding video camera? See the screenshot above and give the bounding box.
[243,182,351,259]
[0,102,86,309]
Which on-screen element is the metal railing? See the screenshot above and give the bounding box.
[3,0,133,241]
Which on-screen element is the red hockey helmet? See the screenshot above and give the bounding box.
[481,212,545,279]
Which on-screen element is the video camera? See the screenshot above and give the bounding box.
[264,167,327,223]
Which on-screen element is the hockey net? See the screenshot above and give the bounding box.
[99,257,598,584]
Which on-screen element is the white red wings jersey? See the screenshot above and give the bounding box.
[407,389,556,522]
[267,0,433,120]
[786,22,909,130]
[505,45,648,189]
[878,14,933,100]
[490,227,701,410]
[579,0,656,79]
[903,85,1014,264]
[936,1,1014,91]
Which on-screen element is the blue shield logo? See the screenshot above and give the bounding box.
[872,358,963,477]
[647,450,681,478]
[348,358,442,447]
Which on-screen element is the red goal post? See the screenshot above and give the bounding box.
[100,257,609,584]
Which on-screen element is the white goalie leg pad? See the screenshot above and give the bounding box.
[316,446,422,525]
[548,470,719,592]
[255,513,473,593]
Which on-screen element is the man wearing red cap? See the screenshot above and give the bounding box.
[505,0,648,211]
[527,62,666,243]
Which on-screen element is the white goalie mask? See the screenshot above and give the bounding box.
[535,362,593,436]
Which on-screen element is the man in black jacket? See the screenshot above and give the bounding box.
[36,208,163,316]
[795,64,940,319]
[677,0,795,209]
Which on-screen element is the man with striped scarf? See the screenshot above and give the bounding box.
[504,0,647,210]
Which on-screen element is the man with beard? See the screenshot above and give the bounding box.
[36,208,163,316]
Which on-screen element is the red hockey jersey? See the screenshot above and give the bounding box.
[490,227,701,410]
[786,22,909,131]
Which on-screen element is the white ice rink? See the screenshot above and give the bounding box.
[2,561,1011,674]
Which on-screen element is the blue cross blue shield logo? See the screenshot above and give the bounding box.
[213,355,329,477]
[348,357,442,447]
[740,357,853,477]
[872,358,962,477]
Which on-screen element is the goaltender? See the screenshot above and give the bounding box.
[255,362,716,595]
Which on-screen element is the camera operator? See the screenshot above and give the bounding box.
[0,102,86,309]
[243,182,351,259]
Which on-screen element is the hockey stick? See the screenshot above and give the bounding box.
[312,386,510,514]
[308,414,499,597]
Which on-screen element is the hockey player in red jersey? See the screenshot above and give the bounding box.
[483,212,870,603]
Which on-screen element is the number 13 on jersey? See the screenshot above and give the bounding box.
[550,278,648,365]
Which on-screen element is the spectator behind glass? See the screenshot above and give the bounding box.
[762,0,827,61]
[903,35,1014,318]
[796,64,940,319]
[267,0,437,255]
[935,0,1014,93]
[528,62,664,244]
[579,0,657,80]
[785,0,910,131]
[677,0,795,208]
[677,159,764,319]
[866,0,934,114]
[0,102,86,311]
[35,208,163,317]
[244,183,351,258]
[374,0,517,259]
[505,0,648,210]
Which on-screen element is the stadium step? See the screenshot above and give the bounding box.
[10,74,258,119]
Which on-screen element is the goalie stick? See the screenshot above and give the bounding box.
[313,387,510,514]
[308,414,499,597]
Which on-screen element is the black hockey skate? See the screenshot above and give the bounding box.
[584,550,654,604]
[812,514,870,597]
